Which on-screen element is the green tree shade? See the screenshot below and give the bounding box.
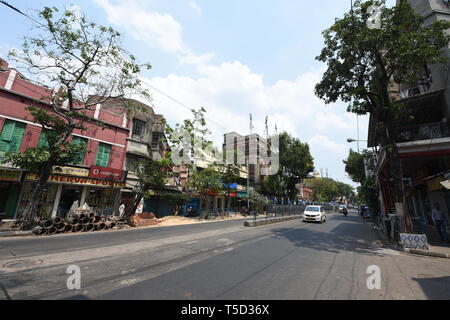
[4,6,151,221]
[304,177,355,203]
[263,132,314,199]
[343,149,379,211]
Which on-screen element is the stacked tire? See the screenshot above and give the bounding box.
[32,214,116,236]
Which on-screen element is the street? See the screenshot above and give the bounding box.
[1,210,449,300]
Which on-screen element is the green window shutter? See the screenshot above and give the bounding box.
[95,143,111,167]
[0,120,15,142]
[72,136,87,165]
[0,120,25,153]
[38,130,49,148]
[8,122,26,153]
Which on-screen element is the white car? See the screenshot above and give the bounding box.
[303,205,327,223]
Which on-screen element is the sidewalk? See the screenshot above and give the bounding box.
[371,221,450,259]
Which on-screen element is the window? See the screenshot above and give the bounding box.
[132,119,146,139]
[37,130,50,149]
[71,136,88,165]
[0,120,26,155]
[152,132,160,144]
[95,142,111,167]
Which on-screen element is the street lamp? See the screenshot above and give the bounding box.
[347,138,368,152]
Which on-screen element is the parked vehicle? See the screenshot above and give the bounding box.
[338,205,346,213]
[303,206,327,223]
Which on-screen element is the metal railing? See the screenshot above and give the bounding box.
[397,122,450,143]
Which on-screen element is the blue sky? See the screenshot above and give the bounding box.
[0,0,395,188]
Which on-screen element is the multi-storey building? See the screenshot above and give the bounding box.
[369,1,450,237]
[0,57,128,219]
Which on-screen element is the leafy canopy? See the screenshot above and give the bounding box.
[315,0,450,116]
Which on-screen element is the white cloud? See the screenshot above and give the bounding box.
[93,0,362,186]
[309,135,347,155]
[93,0,185,53]
[189,1,202,15]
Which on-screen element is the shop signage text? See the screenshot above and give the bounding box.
[0,169,22,182]
[89,166,125,181]
[25,173,126,188]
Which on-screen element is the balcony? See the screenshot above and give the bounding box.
[397,122,450,143]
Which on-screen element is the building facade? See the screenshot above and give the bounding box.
[0,58,128,219]
[369,1,450,238]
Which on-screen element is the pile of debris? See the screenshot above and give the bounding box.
[130,212,161,227]
[31,202,122,236]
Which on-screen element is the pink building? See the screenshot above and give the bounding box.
[0,57,130,218]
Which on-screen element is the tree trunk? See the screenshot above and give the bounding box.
[21,164,53,222]
[126,192,143,221]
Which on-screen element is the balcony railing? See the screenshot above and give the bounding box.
[396,122,450,143]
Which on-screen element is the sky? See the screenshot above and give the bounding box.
[0,0,395,188]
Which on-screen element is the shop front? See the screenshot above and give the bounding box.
[16,167,126,219]
[0,168,23,217]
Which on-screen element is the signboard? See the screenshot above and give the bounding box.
[25,172,126,188]
[0,169,22,182]
[400,233,429,250]
[89,166,125,181]
[53,166,89,177]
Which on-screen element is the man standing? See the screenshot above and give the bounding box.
[432,203,449,242]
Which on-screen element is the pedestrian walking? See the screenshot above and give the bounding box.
[432,203,449,242]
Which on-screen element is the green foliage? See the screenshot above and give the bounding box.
[343,149,366,183]
[245,190,267,211]
[264,132,314,199]
[305,177,354,203]
[315,0,450,114]
[343,149,379,211]
[135,157,171,194]
[166,107,214,164]
[187,164,223,195]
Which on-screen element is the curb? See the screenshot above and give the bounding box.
[401,248,450,259]
[370,223,450,259]
[244,215,302,227]
[0,231,33,238]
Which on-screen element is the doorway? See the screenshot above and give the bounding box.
[57,186,82,218]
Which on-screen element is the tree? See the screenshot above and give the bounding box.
[187,164,223,215]
[265,132,314,199]
[245,190,267,213]
[315,0,450,231]
[217,163,241,211]
[4,6,151,220]
[166,107,213,166]
[127,157,171,219]
[343,149,379,211]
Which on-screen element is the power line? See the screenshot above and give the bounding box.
[0,1,43,26]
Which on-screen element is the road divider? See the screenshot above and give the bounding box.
[244,215,302,227]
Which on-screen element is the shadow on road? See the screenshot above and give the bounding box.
[269,215,382,256]
[412,276,450,300]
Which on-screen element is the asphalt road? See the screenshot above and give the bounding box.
[1,211,449,300]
